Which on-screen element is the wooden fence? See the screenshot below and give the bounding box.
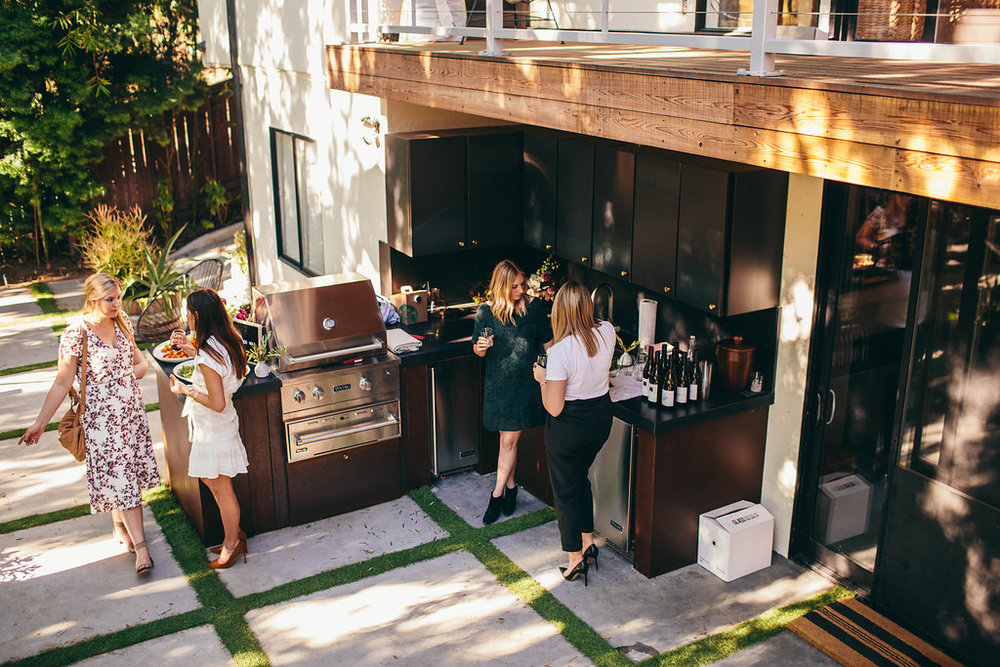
[92,79,241,230]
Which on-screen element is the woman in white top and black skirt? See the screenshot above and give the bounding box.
[533,281,615,585]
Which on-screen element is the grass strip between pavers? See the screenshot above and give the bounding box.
[638,585,855,666]
[28,282,59,316]
[0,504,90,534]
[0,360,58,376]
[409,486,631,666]
[0,403,160,442]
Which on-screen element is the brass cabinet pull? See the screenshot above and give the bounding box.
[471,239,478,246]
[620,270,627,278]
[709,303,717,310]
[581,256,588,263]
[458,241,465,247]
[664,286,671,293]
[545,244,552,250]
[343,454,349,460]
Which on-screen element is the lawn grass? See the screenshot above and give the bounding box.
[28,282,59,316]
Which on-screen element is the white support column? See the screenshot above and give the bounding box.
[602,0,610,34]
[367,0,380,41]
[480,0,508,56]
[742,0,784,76]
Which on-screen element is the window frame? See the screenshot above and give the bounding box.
[270,127,320,276]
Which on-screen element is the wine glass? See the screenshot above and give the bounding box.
[480,327,493,347]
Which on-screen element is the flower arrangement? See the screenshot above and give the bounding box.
[246,331,286,364]
[615,333,640,367]
[527,255,561,301]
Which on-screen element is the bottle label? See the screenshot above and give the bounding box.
[677,386,688,403]
[661,389,674,408]
[689,383,699,401]
[648,383,658,403]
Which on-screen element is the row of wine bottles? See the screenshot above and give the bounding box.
[643,335,703,408]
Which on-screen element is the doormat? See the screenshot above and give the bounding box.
[787,597,963,666]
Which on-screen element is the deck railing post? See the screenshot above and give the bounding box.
[367,0,379,42]
[481,0,507,56]
[743,0,783,76]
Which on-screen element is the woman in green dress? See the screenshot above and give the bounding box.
[473,259,551,524]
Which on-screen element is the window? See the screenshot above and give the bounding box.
[271,129,323,275]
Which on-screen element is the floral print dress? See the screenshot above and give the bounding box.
[59,320,159,512]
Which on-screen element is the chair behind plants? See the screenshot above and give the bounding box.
[135,290,185,343]
[184,258,224,293]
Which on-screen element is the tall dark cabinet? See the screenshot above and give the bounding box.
[556,137,594,267]
[591,145,635,279]
[523,132,557,252]
[632,153,680,296]
[468,133,523,248]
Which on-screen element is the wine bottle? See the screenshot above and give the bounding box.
[642,345,653,398]
[661,349,676,408]
[676,345,688,405]
[647,350,660,404]
[689,350,701,402]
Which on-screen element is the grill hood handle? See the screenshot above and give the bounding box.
[285,340,383,365]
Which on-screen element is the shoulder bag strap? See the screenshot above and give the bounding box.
[78,332,88,419]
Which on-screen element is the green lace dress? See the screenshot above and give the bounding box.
[473,298,551,432]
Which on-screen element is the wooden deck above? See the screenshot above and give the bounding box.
[327,40,1000,209]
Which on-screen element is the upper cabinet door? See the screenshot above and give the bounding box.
[523,132,557,253]
[386,133,468,256]
[468,132,523,249]
[556,137,595,267]
[727,170,787,315]
[676,164,728,314]
[632,154,680,296]
[591,145,635,280]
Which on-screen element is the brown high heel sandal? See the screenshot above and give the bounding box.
[208,536,247,569]
[113,520,135,553]
[209,529,247,554]
[134,541,154,575]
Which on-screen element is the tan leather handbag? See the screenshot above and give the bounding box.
[57,334,88,462]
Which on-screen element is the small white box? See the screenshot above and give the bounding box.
[816,472,872,545]
[698,500,774,582]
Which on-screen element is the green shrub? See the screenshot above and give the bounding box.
[77,205,154,296]
[202,178,229,228]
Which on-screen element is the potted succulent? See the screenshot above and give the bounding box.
[246,331,285,378]
[615,333,640,369]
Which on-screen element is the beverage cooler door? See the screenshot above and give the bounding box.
[589,417,635,559]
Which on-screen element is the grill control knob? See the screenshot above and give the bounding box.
[292,389,305,403]
[312,385,325,400]
[359,377,372,392]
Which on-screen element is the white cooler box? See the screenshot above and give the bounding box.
[816,472,872,545]
[697,500,774,582]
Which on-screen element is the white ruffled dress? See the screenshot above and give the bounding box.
[182,336,249,478]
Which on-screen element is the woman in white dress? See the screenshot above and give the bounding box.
[168,289,249,569]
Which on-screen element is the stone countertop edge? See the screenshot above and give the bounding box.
[146,351,282,399]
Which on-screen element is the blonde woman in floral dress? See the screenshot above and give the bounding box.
[20,273,159,574]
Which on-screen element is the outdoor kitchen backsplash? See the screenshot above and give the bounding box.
[388,244,777,386]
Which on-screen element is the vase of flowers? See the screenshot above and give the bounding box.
[247,332,285,378]
[527,255,561,302]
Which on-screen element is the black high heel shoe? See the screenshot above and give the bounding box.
[559,559,589,586]
[584,544,599,571]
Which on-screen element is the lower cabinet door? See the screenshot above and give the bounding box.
[285,438,402,525]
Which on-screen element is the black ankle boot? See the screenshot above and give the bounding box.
[483,493,504,525]
[502,485,518,516]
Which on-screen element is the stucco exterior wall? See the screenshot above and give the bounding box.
[762,173,823,556]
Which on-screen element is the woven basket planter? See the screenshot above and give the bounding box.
[856,0,927,40]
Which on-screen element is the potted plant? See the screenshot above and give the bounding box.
[615,333,640,369]
[134,225,187,315]
[246,331,285,378]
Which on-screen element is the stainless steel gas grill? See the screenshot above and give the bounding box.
[252,274,403,523]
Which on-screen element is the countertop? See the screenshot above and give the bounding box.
[147,351,282,399]
[389,310,773,435]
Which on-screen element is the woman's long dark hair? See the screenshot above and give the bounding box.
[186,289,247,380]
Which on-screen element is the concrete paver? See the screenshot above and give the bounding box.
[46,278,85,313]
[431,470,547,527]
[0,320,61,371]
[493,521,833,662]
[216,495,450,598]
[0,287,43,324]
[1,411,167,523]
[711,629,839,665]
[246,550,588,666]
[1,363,159,435]
[0,512,198,662]
[73,625,234,666]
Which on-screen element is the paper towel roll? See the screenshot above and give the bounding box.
[638,299,657,348]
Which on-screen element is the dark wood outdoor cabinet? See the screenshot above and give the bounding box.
[386,132,467,256]
[591,144,635,280]
[522,132,557,253]
[676,165,787,315]
[632,152,680,296]
[556,137,594,267]
[468,132,523,249]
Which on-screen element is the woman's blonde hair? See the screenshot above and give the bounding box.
[83,272,133,342]
[489,259,528,326]
[551,281,600,357]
